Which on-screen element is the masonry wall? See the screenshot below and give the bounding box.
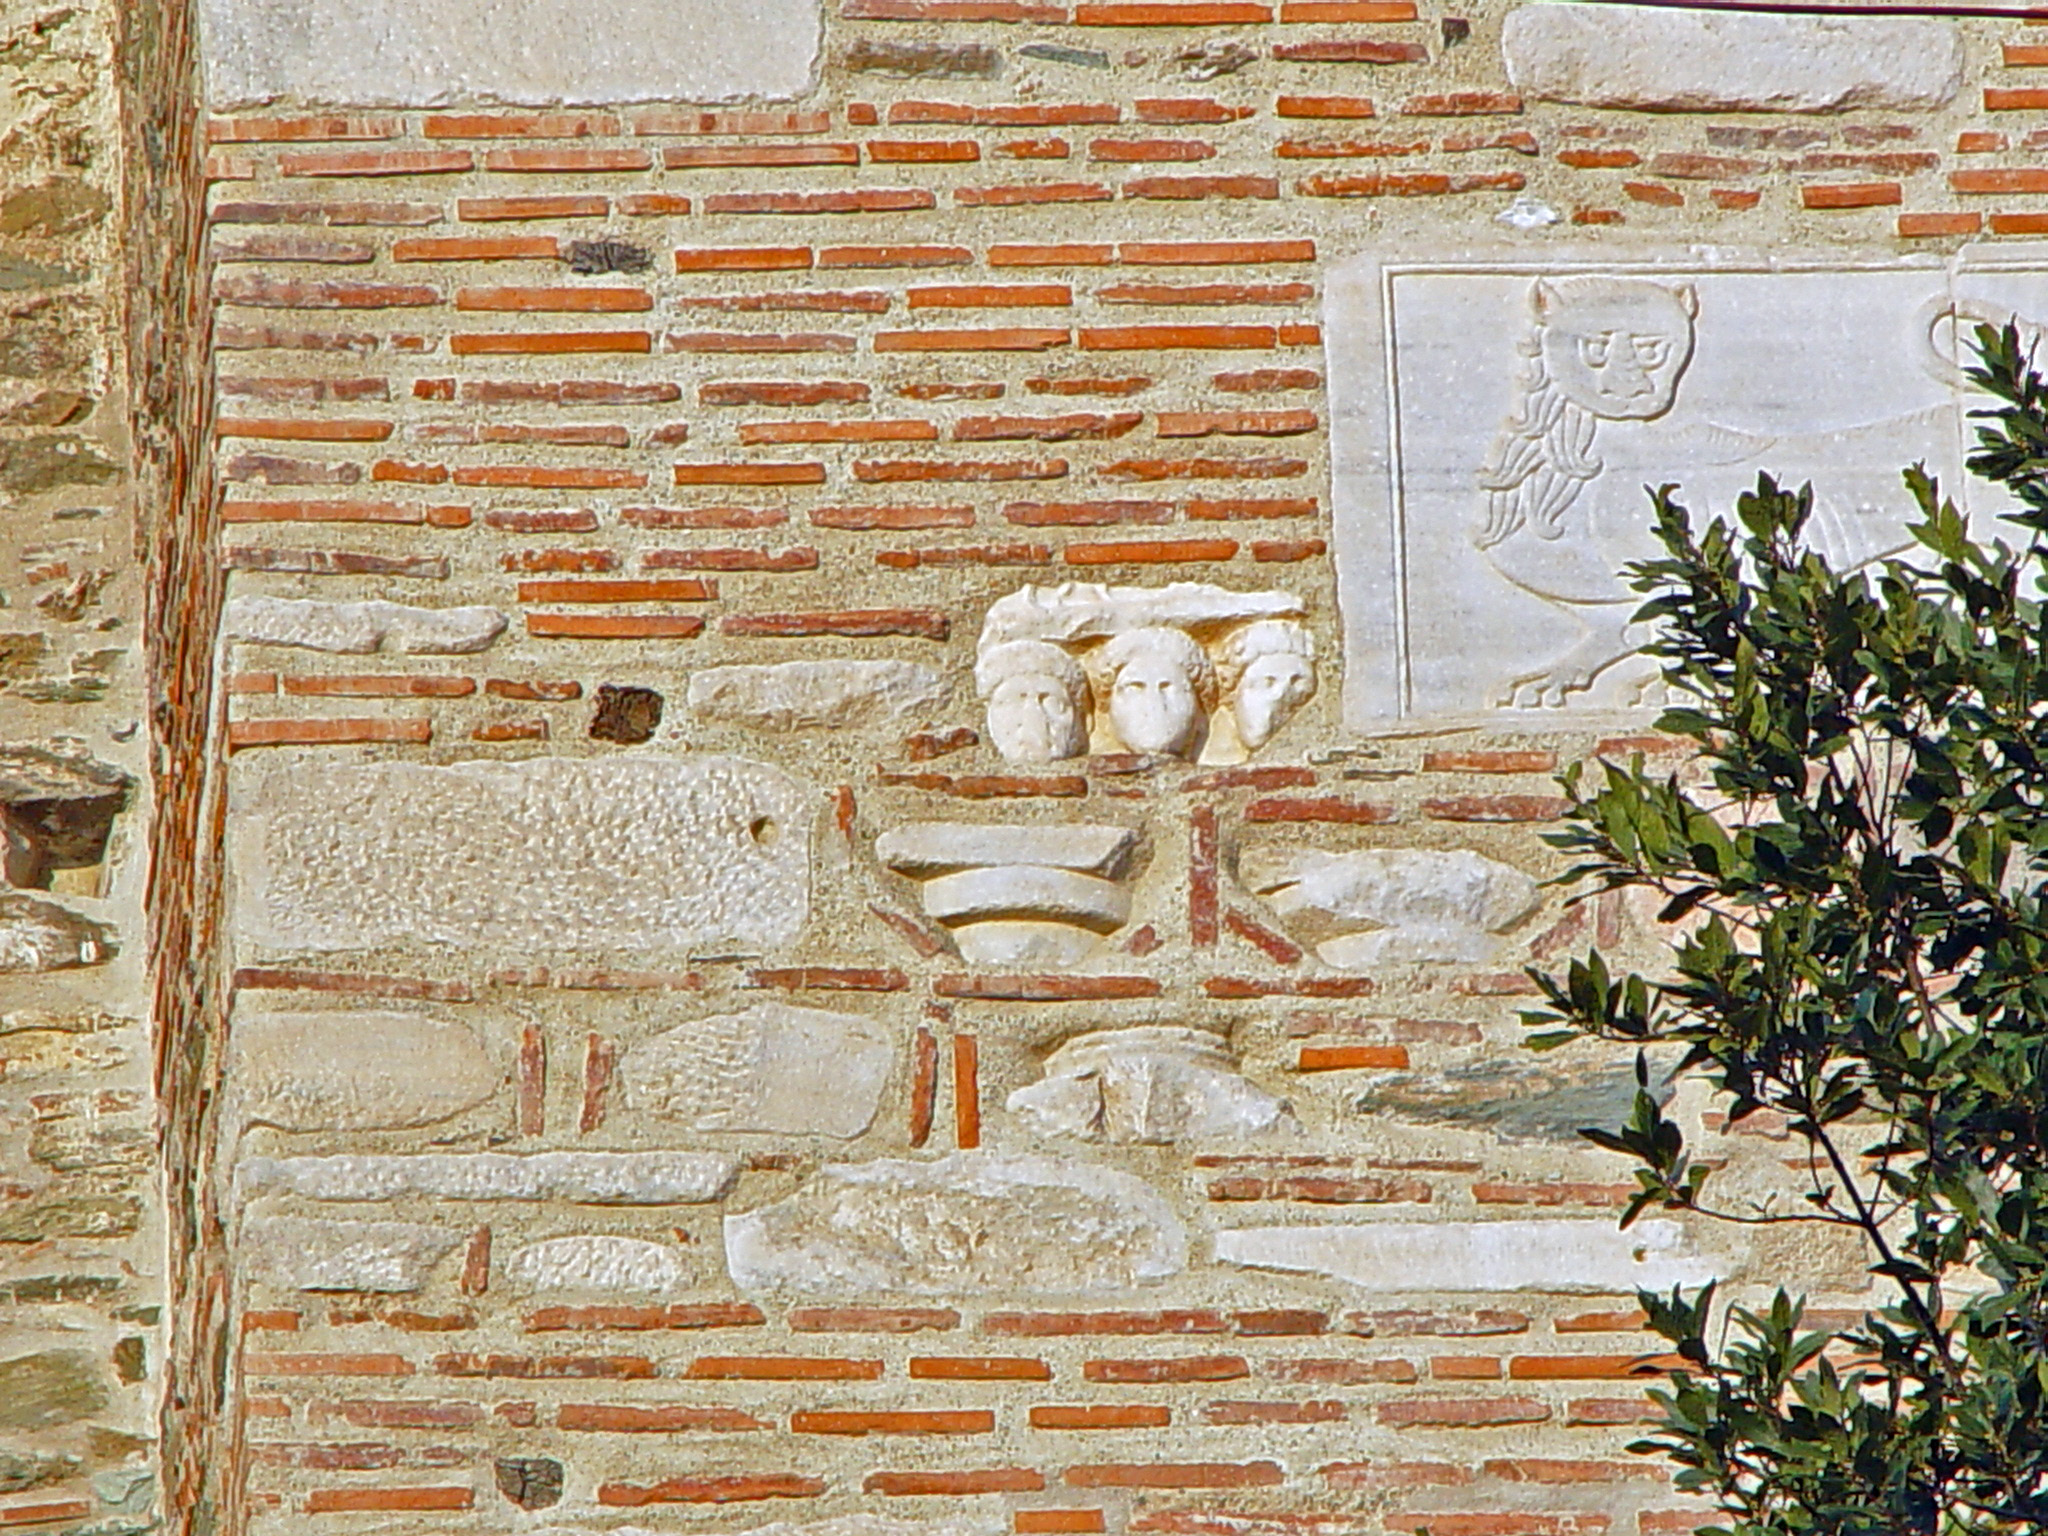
[181,4,2042,1536]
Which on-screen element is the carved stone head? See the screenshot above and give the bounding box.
[977,640,1091,764]
[1097,626,1215,759]
[1532,275,1697,422]
[1220,619,1316,750]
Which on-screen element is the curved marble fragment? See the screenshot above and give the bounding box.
[1008,1026,1289,1145]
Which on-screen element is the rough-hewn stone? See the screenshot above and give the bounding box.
[226,1013,500,1132]
[1241,847,1540,965]
[220,595,506,655]
[726,1153,1188,1295]
[234,756,816,953]
[0,892,116,972]
[621,1003,892,1139]
[504,1235,688,1294]
[237,1151,741,1204]
[242,1214,465,1292]
[1008,1027,1289,1145]
[1215,1218,1723,1293]
[0,1350,109,1430]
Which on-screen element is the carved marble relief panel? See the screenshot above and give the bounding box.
[1325,247,2048,729]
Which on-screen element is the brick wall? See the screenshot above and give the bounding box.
[179,3,2038,1534]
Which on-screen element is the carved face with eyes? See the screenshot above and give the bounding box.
[1099,626,1215,760]
[1533,276,1698,422]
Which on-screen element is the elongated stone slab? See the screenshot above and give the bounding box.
[202,0,822,108]
[1242,847,1539,966]
[243,1214,464,1292]
[876,823,1138,879]
[221,596,506,655]
[237,1151,740,1205]
[726,1152,1187,1295]
[234,756,815,953]
[0,893,115,973]
[688,660,949,733]
[227,1013,500,1132]
[504,1236,686,1294]
[1214,1218,1722,1294]
[622,1003,891,1139]
[1504,5,1962,114]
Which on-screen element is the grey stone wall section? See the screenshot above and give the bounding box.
[199,0,823,108]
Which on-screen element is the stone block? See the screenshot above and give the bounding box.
[227,1012,500,1132]
[234,756,816,953]
[688,660,949,733]
[1008,1026,1290,1145]
[1240,847,1539,965]
[725,1152,1187,1295]
[877,822,1141,965]
[201,0,822,108]
[1214,1218,1722,1293]
[237,1151,741,1204]
[1355,1058,1662,1145]
[0,892,115,972]
[1503,5,1962,114]
[0,1350,107,1430]
[221,596,506,655]
[621,1003,892,1139]
[504,1235,687,1294]
[1325,248,2048,726]
[242,1214,465,1292]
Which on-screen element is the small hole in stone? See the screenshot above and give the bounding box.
[750,816,778,846]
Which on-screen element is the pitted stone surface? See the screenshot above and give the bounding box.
[221,595,507,654]
[1503,5,1962,113]
[237,1151,741,1204]
[234,756,816,953]
[227,1013,499,1132]
[621,1003,892,1139]
[725,1152,1188,1295]
[1008,1027,1290,1145]
[504,1235,687,1294]
[243,1214,465,1292]
[1241,847,1540,966]
[688,660,949,733]
[201,0,822,107]
[1214,1218,1722,1293]
[0,893,114,972]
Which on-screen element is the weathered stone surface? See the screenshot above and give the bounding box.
[877,823,1137,879]
[588,684,664,745]
[0,1350,108,1430]
[1214,1218,1722,1293]
[504,1235,686,1294]
[1503,5,1962,114]
[202,0,822,107]
[234,756,815,953]
[1008,1027,1289,1145]
[0,1450,81,1495]
[496,1458,564,1512]
[227,1013,499,1132]
[1241,847,1539,966]
[243,1215,464,1292]
[1355,1058,1667,1145]
[0,744,131,888]
[981,582,1303,651]
[921,867,1129,932]
[0,892,115,972]
[221,595,506,654]
[622,1003,891,1139]
[1325,252,2031,725]
[238,1151,741,1204]
[688,660,949,733]
[726,1153,1188,1295]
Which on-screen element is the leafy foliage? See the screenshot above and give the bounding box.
[1523,325,2048,1534]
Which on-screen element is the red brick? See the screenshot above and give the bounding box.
[676,246,814,272]
[245,1353,414,1377]
[877,327,1071,352]
[634,107,834,134]
[1274,39,1427,62]
[1247,795,1394,824]
[1017,1513,1107,1534]
[706,189,936,215]
[1474,1181,1633,1207]
[450,330,651,355]
[1404,91,1520,114]
[674,463,827,486]
[870,139,982,163]
[912,284,1073,309]
[935,974,1160,1001]
[722,609,949,639]
[795,1410,996,1435]
[487,147,652,173]
[1379,1398,1551,1428]
[1278,94,1377,118]
[1990,212,2048,234]
[1803,182,1900,210]
[1270,1358,1417,1386]
[1510,1354,1687,1380]
[214,275,439,308]
[281,149,471,176]
[867,1471,1046,1496]
[1091,137,1218,162]
[1076,1,1271,18]
[1301,169,1524,196]
[856,457,1067,482]
[560,1404,767,1432]
[1032,1405,1172,1429]
[792,1307,960,1333]
[525,614,704,639]
[1559,147,1640,169]
[895,102,1121,128]
[824,244,974,269]
[1005,499,1168,526]
[846,0,1068,14]
[456,285,651,312]
[1203,1399,1345,1424]
[228,718,432,750]
[667,144,860,169]
[234,967,471,1002]
[1566,1397,1659,1427]
[280,674,474,699]
[985,1310,1227,1336]
[1985,87,2048,110]
[1065,1464,1283,1490]
[459,195,609,220]
[687,1355,884,1380]
[423,110,618,136]
[1620,181,1682,206]
[392,235,557,262]
[1900,211,1982,236]
[813,503,973,530]
[619,192,694,216]
[217,417,392,442]
[602,1476,827,1506]
[516,578,714,603]
[1081,324,1273,350]
[1282,0,1415,14]
[435,1352,653,1378]
[308,1399,483,1428]
[210,113,400,142]
[911,1355,1052,1380]
[1483,1459,1663,1484]
[702,380,869,406]
[1422,794,1569,822]
[1086,1355,1248,1383]
[304,1488,473,1513]
[1297,1044,1409,1070]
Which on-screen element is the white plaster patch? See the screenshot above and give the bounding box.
[726,1152,1188,1295]
[233,756,816,953]
[226,1012,500,1133]
[1504,4,1962,114]
[688,660,949,733]
[201,0,823,109]
[1214,1218,1724,1293]
[504,1235,686,1294]
[237,1151,740,1204]
[621,1003,892,1139]
[1325,247,2048,727]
